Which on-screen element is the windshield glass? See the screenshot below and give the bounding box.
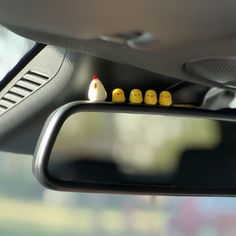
[0,26,35,81]
[1,152,236,236]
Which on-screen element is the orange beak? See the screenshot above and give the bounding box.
[94,83,97,89]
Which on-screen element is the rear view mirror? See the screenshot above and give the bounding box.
[33,102,236,195]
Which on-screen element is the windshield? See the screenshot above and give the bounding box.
[0,26,35,82]
[2,153,236,236]
[1,25,236,236]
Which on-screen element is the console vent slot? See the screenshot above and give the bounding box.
[0,70,49,115]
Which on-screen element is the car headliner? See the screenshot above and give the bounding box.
[0,0,236,45]
[0,0,236,89]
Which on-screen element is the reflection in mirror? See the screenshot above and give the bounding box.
[47,112,236,189]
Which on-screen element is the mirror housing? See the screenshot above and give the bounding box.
[33,101,236,195]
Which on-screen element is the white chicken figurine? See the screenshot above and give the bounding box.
[88,74,107,102]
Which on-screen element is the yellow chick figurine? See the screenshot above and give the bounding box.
[159,91,172,106]
[129,89,143,104]
[144,90,158,105]
[112,88,126,103]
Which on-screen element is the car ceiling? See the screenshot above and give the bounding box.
[0,0,236,154]
[1,0,236,45]
[1,0,236,89]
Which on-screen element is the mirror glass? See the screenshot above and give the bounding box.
[48,112,236,189]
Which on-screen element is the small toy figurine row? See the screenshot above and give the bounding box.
[87,74,172,106]
[113,88,172,106]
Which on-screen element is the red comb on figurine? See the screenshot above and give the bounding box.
[92,74,99,80]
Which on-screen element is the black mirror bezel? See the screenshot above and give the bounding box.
[33,101,236,195]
